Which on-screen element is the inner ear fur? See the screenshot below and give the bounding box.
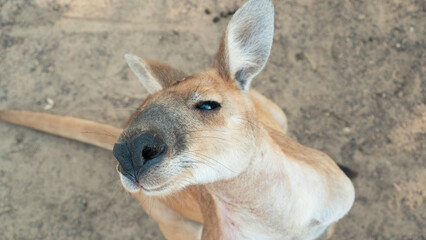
[213,0,274,91]
[125,54,187,94]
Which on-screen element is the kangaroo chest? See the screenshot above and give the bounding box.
[202,181,331,240]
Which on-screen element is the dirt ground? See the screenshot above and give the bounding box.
[0,0,424,239]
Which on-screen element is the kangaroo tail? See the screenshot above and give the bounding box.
[0,110,121,151]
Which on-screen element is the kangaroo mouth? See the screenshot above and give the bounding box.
[141,181,172,193]
[117,166,141,193]
[116,164,173,195]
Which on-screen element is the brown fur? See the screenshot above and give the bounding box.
[116,59,351,239]
[0,110,120,150]
[145,59,187,88]
[0,70,349,240]
[267,127,341,176]
[0,79,287,228]
[0,1,354,239]
[0,36,347,240]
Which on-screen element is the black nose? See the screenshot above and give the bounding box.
[113,131,167,182]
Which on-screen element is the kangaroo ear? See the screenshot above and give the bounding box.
[125,54,187,94]
[214,0,274,91]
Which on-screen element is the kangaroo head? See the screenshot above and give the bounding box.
[113,0,274,196]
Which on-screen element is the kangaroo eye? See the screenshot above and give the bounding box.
[196,101,221,111]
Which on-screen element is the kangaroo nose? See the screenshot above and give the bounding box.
[113,131,167,182]
[141,143,167,161]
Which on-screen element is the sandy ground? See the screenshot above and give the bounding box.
[0,0,425,239]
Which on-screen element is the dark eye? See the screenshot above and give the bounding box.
[195,101,221,111]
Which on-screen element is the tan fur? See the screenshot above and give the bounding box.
[0,110,120,150]
[0,75,351,239]
[0,1,354,239]
[0,85,287,233]
[144,59,187,88]
[326,222,338,240]
[267,127,340,176]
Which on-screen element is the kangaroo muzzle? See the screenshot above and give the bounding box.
[113,131,167,183]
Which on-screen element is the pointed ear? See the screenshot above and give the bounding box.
[125,54,187,94]
[214,0,274,91]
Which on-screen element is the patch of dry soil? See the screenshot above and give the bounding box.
[0,0,424,239]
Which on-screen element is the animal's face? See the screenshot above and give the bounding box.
[115,70,257,195]
[113,0,275,196]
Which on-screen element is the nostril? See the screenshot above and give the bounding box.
[142,144,166,161]
[141,146,157,160]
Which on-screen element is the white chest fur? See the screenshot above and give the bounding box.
[208,142,354,240]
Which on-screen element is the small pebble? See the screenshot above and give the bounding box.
[44,97,54,110]
[204,8,211,15]
[343,127,351,133]
[213,17,220,23]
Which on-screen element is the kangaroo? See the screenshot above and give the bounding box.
[0,0,355,239]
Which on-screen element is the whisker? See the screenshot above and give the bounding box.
[185,151,236,174]
[81,131,117,138]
